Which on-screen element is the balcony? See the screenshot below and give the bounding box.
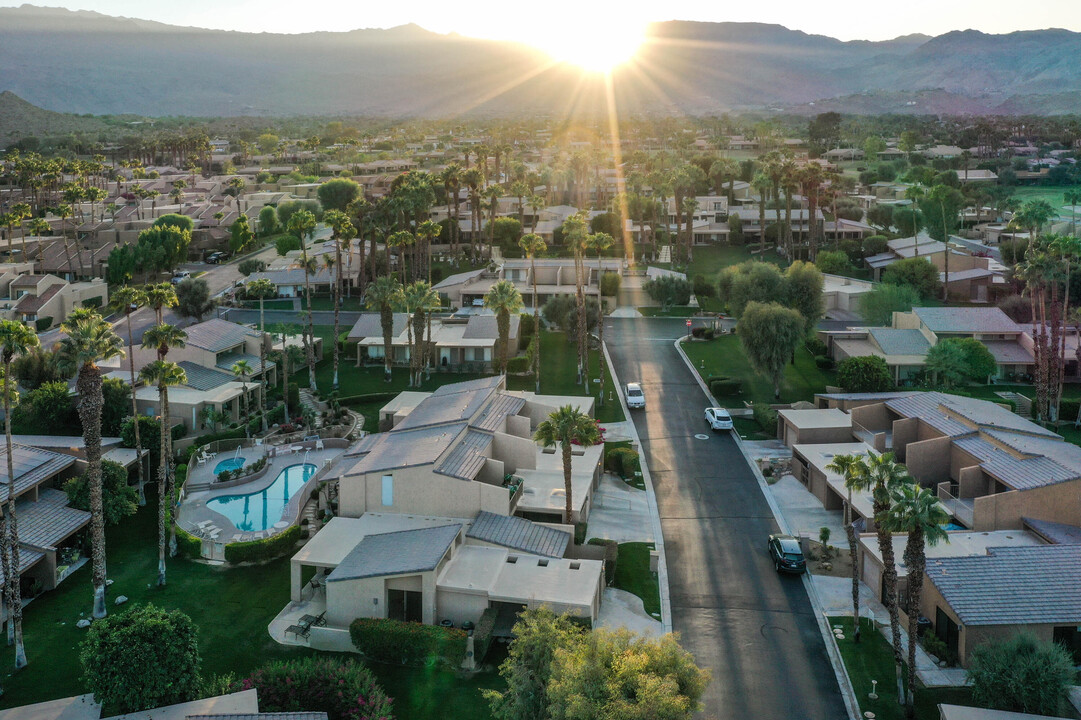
[936,482,974,528]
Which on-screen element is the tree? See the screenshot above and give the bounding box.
[519,233,547,392]
[139,360,186,587]
[317,178,361,211]
[920,185,965,301]
[234,657,393,720]
[10,380,76,434]
[80,604,201,714]
[246,278,276,431]
[0,319,37,666]
[882,482,949,716]
[57,310,124,619]
[542,295,599,337]
[948,337,997,382]
[365,276,403,382]
[485,608,585,720]
[287,209,319,393]
[274,234,302,255]
[401,281,439,387]
[736,302,805,398]
[925,341,969,389]
[584,231,614,404]
[256,133,280,154]
[228,215,254,254]
[643,275,692,310]
[109,286,147,503]
[815,250,853,275]
[63,460,138,527]
[866,205,895,231]
[175,278,215,321]
[101,377,133,437]
[238,258,266,276]
[152,213,194,233]
[719,261,785,318]
[277,199,323,226]
[131,225,192,277]
[968,633,1075,716]
[484,280,524,374]
[836,356,894,393]
[491,217,523,252]
[258,205,279,236]
[231,360,253,437]
[534,405,601,523]
[10,345,64,390]
[824,454,871,644]
[785,261,825,333]
[859,284,920,326]
[882,257,940,300]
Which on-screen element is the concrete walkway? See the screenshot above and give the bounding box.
[586,474,654,544]
[597,588,663,637]
[769,473,847,544]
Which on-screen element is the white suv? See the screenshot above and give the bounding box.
[625,382,645,409]
[705,407,734,431]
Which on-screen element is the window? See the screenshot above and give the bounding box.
[381,474,393,506]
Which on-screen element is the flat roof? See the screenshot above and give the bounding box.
[860,530,1041,578]
[778,408,852,430]
[938,703,1072,720]
[792,442,879,520]
[292,514,468,567]
[0,695,100,720]
[101,690,258,720]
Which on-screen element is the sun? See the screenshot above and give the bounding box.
[535,18,647,73]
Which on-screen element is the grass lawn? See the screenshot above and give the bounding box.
[611,542,661,620]
[733,417,771,441]
[301,297,369,312]
[1008,184,1081,213]
[831,617,976,720]
[242,299,295,310]
[0,486,502,718]
[681,335,836,409]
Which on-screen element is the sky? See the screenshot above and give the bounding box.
[4,0,1079,42]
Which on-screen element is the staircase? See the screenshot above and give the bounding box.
[298,389,328,428]
[995,391,1032,419]
[657,245,672,263]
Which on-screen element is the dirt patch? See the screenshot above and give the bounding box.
[806,540,855,578]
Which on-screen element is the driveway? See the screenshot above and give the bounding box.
[605,317,847,720]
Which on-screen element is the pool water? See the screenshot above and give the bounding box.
[941,522,967,532]
[206,463,316,531]
[214,457,246,475]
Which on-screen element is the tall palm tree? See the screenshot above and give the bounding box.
[484,185,503,258]
[246,279,276,432]
[1065,189,1081,237]
[0,320,38,667]
[387,230,414,284]
[484,280,524,375]
[231,360,253,438]
[109,286,149,504]
[57,310,124,619]
[534,405,601,523]
[141,323,187,480]
[562,212,589,385]
[883,483,949,717]
[825,453,870,644]
[752,172,772,255]
[461,168,483,262]
[138,360,186,587]
[401,281,439,386]
[145,282,178,325]
[365,276,403,382]
[439,163,462,257]
[416,220,442,284]
[584,232,614,404]
[518,233,547,392]
[287,209,318,393]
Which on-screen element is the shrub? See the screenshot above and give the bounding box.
[82,296,103,309]
[709,377,743,396]
[702,328,715,340]
[35,316,53,331]
[805,337,828,356]
[349,618,467,668]
[837,355,895,393]
[605,446,640,478]
[63,459,138,526]
[968,633,1075,715]
[643,275,692,309]
[170,421,188,440]
[174,525,202,559]
[752,402,778,432]
[238,258,267,276]
[883,256,941,300]
[814,355,834,369]
[518,312,535,338]
[587,537,618,581]
[505,355,531,374]
[223,525,302,564]
[600,271,621,297]
[691,326,706,339]
[1058,398,1079,423]
[692,274,715,298]
[235,656,393,720]
[922,632,956,666]
[287,382,300,411]
[815,250,853,275]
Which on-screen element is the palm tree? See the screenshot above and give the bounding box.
[402,281,439,386]
[882,483,949,717]
[1064,189,1081,237]
[518,233,547,392]
[483,280,523,375]
[461,168,483,262]
[534,406,601,523]
[141,323,187,478]
[109,286,149,504]
[138,360,186,587]
[246,279,276,431]
[57,310,124,619]
[584,232,614,404]
[286,210,318,393]
[365,276,403,382]
[0,320,38,667]
[562,212,589,385]
[752,172,772,255]
[231,360,254,438]
[824,453,870,644]
[144,282,178,325]
[387,230,414,283]
[1010,198,1057,252]
[439,164,462,256]
[416,220,442,284]
[484,185,503,258]
[324,210,356,392]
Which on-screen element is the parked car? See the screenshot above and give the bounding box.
[205,252,227,264]
[625,382,645,409]
[170,270,191,285]
[704,407,733,431]
[767,534,806,574]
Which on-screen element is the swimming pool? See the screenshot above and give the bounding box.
[214,457,246,475]
[941,522,967,532]
[206,463,316,532]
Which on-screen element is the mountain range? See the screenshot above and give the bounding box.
[2,5,1081,117]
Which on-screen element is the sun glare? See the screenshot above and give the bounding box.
[535,18,647,73]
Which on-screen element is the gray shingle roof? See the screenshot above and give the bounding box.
[184,319,260,353]
[327,524,461,582]
[215,352,276,376]
[467,511,570,558]
[0,547,44,586]
[926,545,1081,626]
[463,314,520,340]
[1023,517,1081,545]
[0,444,77,503]
[394,380,501,431]
[868,328,930,356]
[346,312,409,340]
[350,423,467,474]
[435,429,492,480]
[178,362,234,391]
[913,307,1023,334]
[472,392,526,432]
[247,267,335,286]
[15,487,91,549]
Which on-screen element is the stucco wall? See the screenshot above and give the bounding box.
[905,436,952,487]
[851,403,891,432]
[973,479,1081,531]
[437,589,490,627]
[340,466,513,518]
[891,417,920,462]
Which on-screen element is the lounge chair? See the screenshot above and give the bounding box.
[196,455,207,466]
[285,624,310,640]
[315,439,324,451]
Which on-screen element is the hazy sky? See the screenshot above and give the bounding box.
[6,0,1079,41]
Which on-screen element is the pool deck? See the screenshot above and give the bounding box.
[179,447,344,543]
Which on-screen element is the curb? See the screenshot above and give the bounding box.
[673,335,861,720]
[601,340,674,635]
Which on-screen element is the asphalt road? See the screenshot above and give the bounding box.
[605,317,847,720]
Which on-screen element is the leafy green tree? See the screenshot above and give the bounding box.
[238,259,267,276]
[228,214,254,254]
[491,217,523,252]
[275,234,302,255]
[152,213,194,233]
[925,341,968,388]
[257,205,279,236]
[785,261,825,333]
[836,356,894,393]
[719,261,785,318]
[643,275,692,310]
[276,199,323,225]
[815,250,854,275]
[121,416,162,466]
[882,257,940,300]
[317,178,361,211]
[256,133,280,154]
[63,460,138,526]
[234,657,392,720]
[100,377,132,437]
[736,302,805,398]
[534,405,600,522]
[600,272,621,297]
[10,346,65,390]
[968,633,1075,716]
[81,604,201,713]
[175,278,215,321]
[860,283,920,325]
[11,380,76,435]
[542,295,599,337]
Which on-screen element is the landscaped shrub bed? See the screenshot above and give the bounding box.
[173,524,202,559]
[505,355,531,374]
[234,656,394,720]
[708,376,743,396]
[752,402,778,433]
[349,617,467,668]
[223,525,302,564]
[605,446,640,478]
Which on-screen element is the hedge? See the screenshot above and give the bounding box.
[805,337,828,356]
[606,447,640,478]
[224,525,302,564]
[35,317,53,331]
[752,402,778,433]
[174,524,202,559]
[349,618,467,668]
[518,313,535,338]
[505,355,531,374]
[1059,398,1079,423]
[814,355,834,370]
[708,376,743,396]
[171,422,188,441]
[587,537,618,582]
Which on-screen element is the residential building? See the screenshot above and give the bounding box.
[0,274,108,329]
[347,312,520,371]
[433,258,617,310]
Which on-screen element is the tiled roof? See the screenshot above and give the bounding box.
[472,392,526,432]
[184,319,259,353]
[1023,517,1081,545]
[215,352,275,375]
[868,328,930,357]
[981,340,1034,365]
[350,423,466,474]
[15,487,90,549]
[463,314,520,340]
[0,547,44,586]
[435,428,492,481]
[327,524,461,582]
[178,362,234,391]
[0,444,77,503]
[467,511,570,558]
[14,284,62,314]
[926,545,1081,626]
[913,306,1023,334]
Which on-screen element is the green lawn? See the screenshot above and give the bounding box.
[301,297,369,312]
[681,335,836,409]
[1008,184,1081,214]
[0,486,502,718]
[242,299,295,310]
[612,542,661,620]
[831,617,976,720]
